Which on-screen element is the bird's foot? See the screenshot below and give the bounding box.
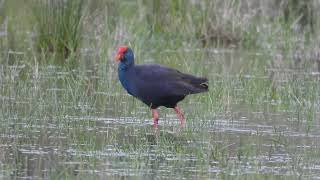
[152,109,159,129]
[153,121,158,129]
[174,106,186,125]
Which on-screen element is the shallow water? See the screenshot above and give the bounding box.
[1,49,320,179]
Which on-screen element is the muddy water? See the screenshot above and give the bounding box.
[1,50,320,179]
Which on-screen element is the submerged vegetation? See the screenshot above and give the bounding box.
[1,0,320,179]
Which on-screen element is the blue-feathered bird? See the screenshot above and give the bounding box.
[115,46,208,128]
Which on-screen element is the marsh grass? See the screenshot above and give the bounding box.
[1,0,320,179]
[32,0,85,64]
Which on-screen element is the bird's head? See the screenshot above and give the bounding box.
[115,46,134,67]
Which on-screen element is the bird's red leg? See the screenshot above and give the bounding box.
[174,106,186,125]
[152,109,159,128]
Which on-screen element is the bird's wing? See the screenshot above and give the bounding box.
[133,64,208,96]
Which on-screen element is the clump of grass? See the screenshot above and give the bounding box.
[138,0,261,48]
[32,0,85,64]
[0,0,6,25]
[196,1,245,48]
[282,0,315,33]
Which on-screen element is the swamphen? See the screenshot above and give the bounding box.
[115,46,208,128]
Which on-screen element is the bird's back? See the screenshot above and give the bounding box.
[126,64,208,108]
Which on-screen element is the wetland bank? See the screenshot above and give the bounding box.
[1,0,320,179]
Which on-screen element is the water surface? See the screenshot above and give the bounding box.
[1,49,320,179]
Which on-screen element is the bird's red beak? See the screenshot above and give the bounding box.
[115,54,122,61]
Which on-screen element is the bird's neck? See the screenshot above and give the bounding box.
[118,61,134,95]
[118,60,134,71]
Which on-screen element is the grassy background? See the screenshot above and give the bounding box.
[1,0,320,179]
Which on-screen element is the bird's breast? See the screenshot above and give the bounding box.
[118,69,136,96]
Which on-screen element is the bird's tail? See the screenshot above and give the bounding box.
[191,77,209,93]
[181,74,208,94]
